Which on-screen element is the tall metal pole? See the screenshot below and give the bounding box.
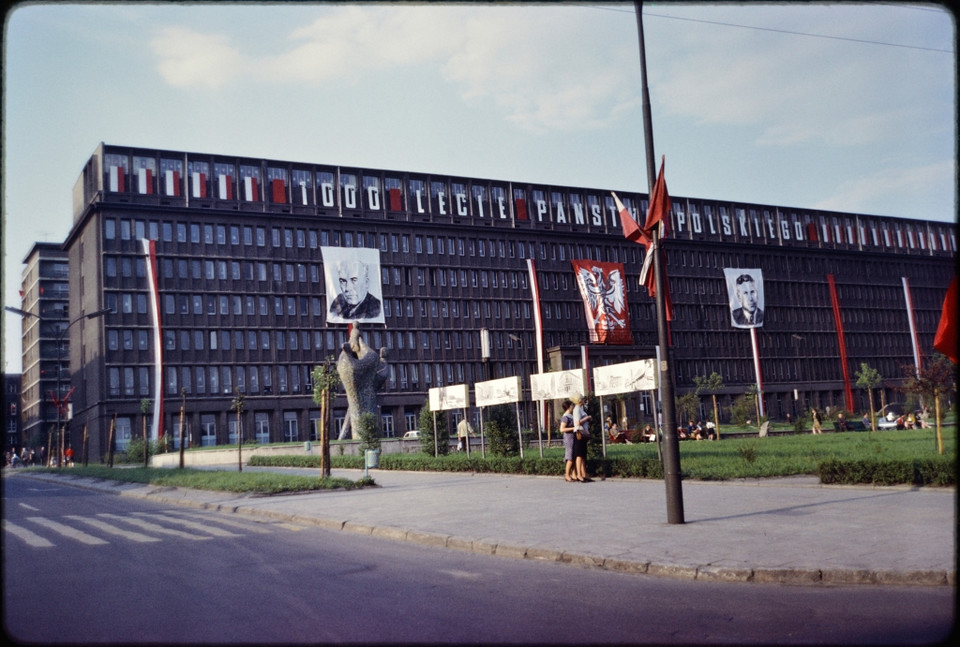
[634,1,684,523]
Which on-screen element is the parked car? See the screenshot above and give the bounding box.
[401,430,420,440]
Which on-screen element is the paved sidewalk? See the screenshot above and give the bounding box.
[12,468,956,587]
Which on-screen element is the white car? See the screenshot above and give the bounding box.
[401,430,420,440]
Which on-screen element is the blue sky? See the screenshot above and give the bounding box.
[2,2,955,372]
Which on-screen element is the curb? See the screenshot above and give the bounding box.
[11,472,954,588]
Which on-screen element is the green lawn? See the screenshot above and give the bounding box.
[600,427,956,480]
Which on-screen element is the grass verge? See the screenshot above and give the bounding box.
[25,465,375,495]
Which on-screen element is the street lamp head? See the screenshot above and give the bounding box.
[85,307,114,319]
[4,306,38,319]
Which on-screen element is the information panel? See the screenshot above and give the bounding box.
[529,369,586,401]
[428,384,469,411]
[593,359,657,396]
[475,376,522,407]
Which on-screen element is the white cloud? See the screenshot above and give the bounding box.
[151,26,246,90]
[813,160,956,213]
[148,5,639,133]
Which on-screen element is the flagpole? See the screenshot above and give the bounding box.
[634,0,684,524]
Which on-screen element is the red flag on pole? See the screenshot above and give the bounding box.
[933,277,958,363]
[645,155,671,235]
[614,155,673,321]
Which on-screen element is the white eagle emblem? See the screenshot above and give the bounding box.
[577,265,626,330]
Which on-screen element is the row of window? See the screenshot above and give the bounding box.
[110,325,539,362]
[103,217,641,266]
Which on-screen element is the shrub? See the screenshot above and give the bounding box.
[418,401,449,456]
[485,404,519,457]
[818,457,955,486]
[123,438,160,464]
[356,412,381,453]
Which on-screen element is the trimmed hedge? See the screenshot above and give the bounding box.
[818,457,955,486]
[250,451,954,486]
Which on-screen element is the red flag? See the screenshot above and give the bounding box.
[934,277,958,363]
[645,155,671,236]
[614,192,650,248]
[613,155,672,320]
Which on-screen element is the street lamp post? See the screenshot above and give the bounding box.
[6,305,112,466]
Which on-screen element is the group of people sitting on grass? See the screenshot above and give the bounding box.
[678,419,716,441]
[603,418,660,444]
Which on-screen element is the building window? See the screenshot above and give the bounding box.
[115,417,132,451]
[283,411,299,442]
[255,412,270,443]
[201,414,216,446]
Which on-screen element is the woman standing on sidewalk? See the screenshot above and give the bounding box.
[572,394,593,482]
[560,399,577,482]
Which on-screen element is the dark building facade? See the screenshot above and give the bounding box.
[15,243,71,446]
[53,143,954,460]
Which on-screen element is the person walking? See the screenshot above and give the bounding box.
[456,417,474,453]
[811,408,823,434]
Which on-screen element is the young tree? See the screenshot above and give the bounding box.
[694,372,724,439]
[230,388,246,472]
[900,354,955,455]
[312,357,340,478]
[675,393,699,427]
[855,363,882,430]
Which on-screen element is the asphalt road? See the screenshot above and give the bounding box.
[3,475,955,644]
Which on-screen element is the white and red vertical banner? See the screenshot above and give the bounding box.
[826,274,855,411]
[138,168,153,195]
[109,166,125,192]
[244,176,259,201]
[902,277,923,374]
[526,259,545,375]
[571,260,631,344]
[192,172,207,198]
[164,170,181,197]
[219,174,233,200]
[140,239,164,440]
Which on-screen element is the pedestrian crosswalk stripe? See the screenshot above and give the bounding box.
[132,513,241,537]
[3,520,54,548]
[96,513,211,541]
[65,515,161,543]
[161,510,273,534]
[26,517,109,545]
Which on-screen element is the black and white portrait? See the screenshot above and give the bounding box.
[724,268,764,328]
[321,247,385,324]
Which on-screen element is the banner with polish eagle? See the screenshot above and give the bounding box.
[571,259,632,344]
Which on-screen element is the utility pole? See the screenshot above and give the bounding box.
[634,0,684,523]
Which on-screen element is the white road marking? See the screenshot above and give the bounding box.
[97,513,210,540]
[132,512,241,537]
[65,515,161,543]
[26,517,109,545]
[3,520,55,548]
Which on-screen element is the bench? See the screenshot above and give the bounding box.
[833,420,868,432]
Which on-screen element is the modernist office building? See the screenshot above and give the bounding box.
[44,143,955,460]
[13,243,71,446]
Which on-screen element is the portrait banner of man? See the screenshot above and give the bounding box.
[321,246,385,324]
[724,268,764,329]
